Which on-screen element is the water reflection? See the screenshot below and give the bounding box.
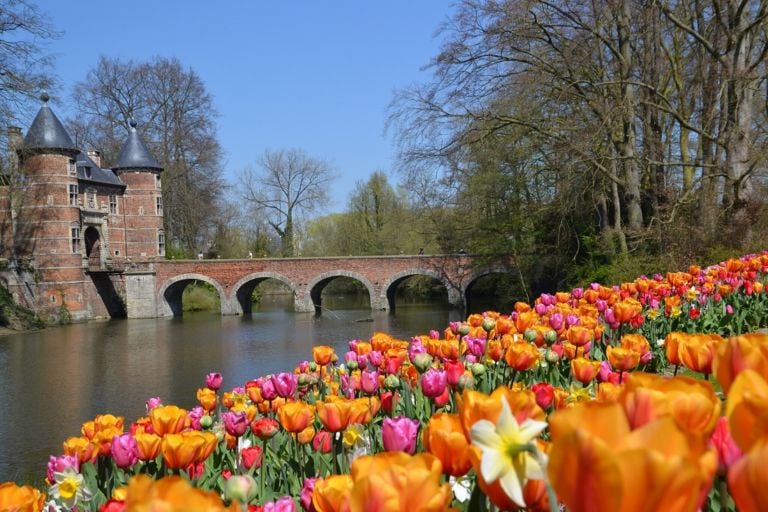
[0,295,463,483]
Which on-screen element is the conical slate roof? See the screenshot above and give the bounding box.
[113,120,162,171]
[23,93,78,152]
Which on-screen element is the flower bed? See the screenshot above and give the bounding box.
[3,253,768,511]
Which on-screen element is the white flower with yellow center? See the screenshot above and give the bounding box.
[49,467,92,509]
[469,396,548,507]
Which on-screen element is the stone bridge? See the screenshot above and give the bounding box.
[123,254,510,318]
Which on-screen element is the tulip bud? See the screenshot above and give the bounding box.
[458,324,471,336]
[297,374,309,386]
[482,317,496,332]
[384,374,400,390]
[226,474,257,503]
[524,328,538,344]
[470,363,486,377]
[346,360,359,371]
[199,415,213,429]
[308,361,317,372]
[412,353,433,373]
[544,329,557,346]
[545,349,560,363]
[457,373,475,391]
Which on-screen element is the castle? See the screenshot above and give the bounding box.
[0,94,165,322]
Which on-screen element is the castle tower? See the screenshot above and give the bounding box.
[20,93,85,318]
[112,121,164,260]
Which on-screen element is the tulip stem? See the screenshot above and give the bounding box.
[260,438,267,499]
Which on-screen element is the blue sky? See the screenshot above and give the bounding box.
[38,1,453,212]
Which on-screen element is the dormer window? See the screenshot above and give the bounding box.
[84,166,92,179]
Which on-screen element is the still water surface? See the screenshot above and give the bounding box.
[0,295,464,483]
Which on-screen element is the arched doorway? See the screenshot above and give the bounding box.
[84,226,101,269]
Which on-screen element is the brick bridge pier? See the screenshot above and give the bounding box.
[123,254,508,318]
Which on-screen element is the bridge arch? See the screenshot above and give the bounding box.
[157,273,228,317]
[230,272,298,315]
[302,270,381,315]
[464,266,515,312]
[382,268,462,310]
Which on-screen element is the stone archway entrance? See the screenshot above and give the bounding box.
[84,226,101,269]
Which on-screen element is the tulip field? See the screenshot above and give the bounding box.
[3,252,768,511]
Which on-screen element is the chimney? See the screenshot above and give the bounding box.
[87,150,101,167]
[7,126,22,171]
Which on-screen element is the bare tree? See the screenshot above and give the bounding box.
[68,56,225,255]
[238,149,335,257]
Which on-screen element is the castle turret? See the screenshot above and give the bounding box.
[20,94,85,318]
[112,120,165,259]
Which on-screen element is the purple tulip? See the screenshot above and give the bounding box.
[549,312,563,331]
[368,350,383,368]
[421,368,447,398]
[260,378,278,401]
[360,369,379,395]
[222,410,249,437]
[205,372,223,391]
[464,336,486,357]
[540,293,555,306]
[271,372,297,399]
[145,396,163,413]
[382,416,419,454]
[572,287,584,299]
[534,303,547,315]
[356,354,369,370]
[188,406,204,430]
[344,350,357,364]
[46,454,78,484]
[111,433,138,469]
[566,314,580,327]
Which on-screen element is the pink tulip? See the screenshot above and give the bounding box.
[46,455,79,484]
[710,416,742,473]
[465,336,485,357]
[222,410,249,437]
[368,350,383,367]
[260,378,278,401]
[188,406,204,430]
[356,353,369,370]
[344,350,357,364]
[549,312,563,331]
[360,369,379,395]
[300,478,318,512]
[429,330,440,339]
[534,303,547,315]
[571,287,584,299]
[382,416,419,454]
[111,433,138,469]
[205,372,223,391]
[263,496,298,512]
[421,368,447,398]
[145,396,163,413]
[566,314,580,327]
[540,293,555,305]
[271,373,297,399]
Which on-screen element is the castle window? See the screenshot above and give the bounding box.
[138,206,144,216]
[68,159,76,176]
[68,184,78,206]
[155,174,161,189]
[109,194,117,214]
[156,195,163,215]
[157,230,165,256]
[71,226,81,253]
[86,188,97,209]
[46,195,54,205]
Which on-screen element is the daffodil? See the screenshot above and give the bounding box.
[469,396,548,507]
[49,467,92,509]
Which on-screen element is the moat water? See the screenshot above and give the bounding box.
[0,294,475,484]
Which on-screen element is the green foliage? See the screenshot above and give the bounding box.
[182,282,221,312]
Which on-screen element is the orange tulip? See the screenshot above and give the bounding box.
[348,452,452,512]
[123,475,237,511]
[571,357,601,384]
[504,342,540,371]
[316,398,353,433]
[620,373,721,437]
[0,482,45,512]
[606,345,640,373]
[422,413,472,477]
[313,345,336,366]
[277,401,315,433]
[312,475,354,512]
[679,334,724,375]
[80,420,96,440]
[134,432,162,461]
[297,425,316,445]
[191,431,218,463]
[620,334,650,359]
[665,332,688,366]
[713,333,768,394]
[94,413,124,433]
[725,369,768,452]
[548,401,717,512]
[613,299,642,323]
[62,436,97,464]
[728,440,768,512]
[197,388,218,412]
[160,432,206,469]
[149,405,188,436]
[93,426,123,456]
[566,326,594,347]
